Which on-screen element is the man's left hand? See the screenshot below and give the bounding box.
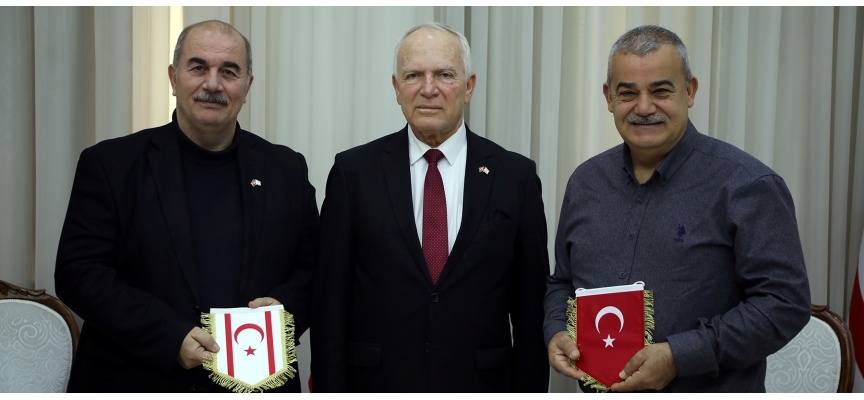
[610,342,677,392]
[248,297,281,308]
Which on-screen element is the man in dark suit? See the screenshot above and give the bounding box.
[311,22,549,392]
[54,20,318,392]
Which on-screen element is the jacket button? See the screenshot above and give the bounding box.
[431,293,439,303]
[618,272,626,279]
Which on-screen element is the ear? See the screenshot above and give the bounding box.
[168,64,177,96]
[243,75,254,104]
[686,76,698,108]
[392,74,401,105]
[602,82,613,113]
[464,73,477,104]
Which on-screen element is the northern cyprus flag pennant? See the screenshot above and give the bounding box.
[566,281,654,391]
[201,305,297,393]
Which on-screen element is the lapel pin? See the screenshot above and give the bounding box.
[478,166,489,175]
[251,179,262,187]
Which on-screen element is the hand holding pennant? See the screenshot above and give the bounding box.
[567,281,654,391]
[200,305,297,393]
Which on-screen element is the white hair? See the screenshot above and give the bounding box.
[392,22,473,79]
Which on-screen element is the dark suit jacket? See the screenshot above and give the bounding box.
[311,126,549,392]
[55,118,318,392]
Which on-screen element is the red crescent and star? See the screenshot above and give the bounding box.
[234,323,265,356]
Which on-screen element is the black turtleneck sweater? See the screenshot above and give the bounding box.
[176,128,244,311]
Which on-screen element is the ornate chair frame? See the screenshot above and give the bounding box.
[809,305,854,392]
[0,280,80,358]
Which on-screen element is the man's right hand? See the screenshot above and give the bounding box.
[176,327,220,369]
[548,330,584,381]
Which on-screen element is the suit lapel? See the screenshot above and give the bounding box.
[381,128,431,284]
[236,132,266,296]
[436,128,494,286]
[148,129,200,304]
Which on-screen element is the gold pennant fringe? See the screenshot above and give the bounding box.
[643,290,655,347]
[564,290,655,393]
[200,310,298,393]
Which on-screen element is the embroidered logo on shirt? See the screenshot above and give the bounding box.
[674,224,686,242]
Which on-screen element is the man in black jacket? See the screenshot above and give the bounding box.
[311,22,550,392]
[55,20,318,392]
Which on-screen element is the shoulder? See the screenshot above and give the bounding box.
[86,124,166,153]
[469,131,535,173]
[335,130,405,165]
[568,143,625,184]
[691,134,780,183]
[242,129,306,163]
[81,123,171,166]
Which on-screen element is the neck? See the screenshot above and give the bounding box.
[629,148,672,184]
[177,118,236,152]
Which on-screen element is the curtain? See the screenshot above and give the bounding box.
[1,6,862,393]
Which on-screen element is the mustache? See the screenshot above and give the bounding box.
[192,92,229,105]
[624,114,667,124]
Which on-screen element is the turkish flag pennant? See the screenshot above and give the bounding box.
[570,282,653,390]
[201,305,298,393]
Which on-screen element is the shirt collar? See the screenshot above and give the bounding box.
[408,122,467,167]
[620,119,701,186]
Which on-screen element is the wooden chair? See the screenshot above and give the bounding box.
[0,280,80,392]
[765,304,854,392]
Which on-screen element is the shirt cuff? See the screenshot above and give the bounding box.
[543,320,567,346]
[666,329,719,377]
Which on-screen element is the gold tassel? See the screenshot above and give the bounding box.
[200,313,217,373]
[200,310,299,393]
[566,297,577,364]
[644,290,655,346]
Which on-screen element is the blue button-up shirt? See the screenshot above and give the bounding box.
[544,121,810,392]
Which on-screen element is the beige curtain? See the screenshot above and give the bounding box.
[1,6,862,393]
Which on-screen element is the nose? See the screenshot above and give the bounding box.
[201,69,223,92]
[420,74,438,97]
[633,93,656,116]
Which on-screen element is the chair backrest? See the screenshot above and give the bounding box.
[765,304,854,393]
[0,280,80,393]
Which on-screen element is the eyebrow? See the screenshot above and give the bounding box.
[648,79,675,89]
[615,79,676,91]
[400,66,459,75]
[186,57,242,72]
[615,82,636,91]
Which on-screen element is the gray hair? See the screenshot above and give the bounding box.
[393,22,473,79]
[606,25,691,88]
[173,20,253,80]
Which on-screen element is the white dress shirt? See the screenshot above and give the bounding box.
[408,122,467,253]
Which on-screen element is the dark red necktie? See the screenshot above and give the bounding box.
[423,149,448,284]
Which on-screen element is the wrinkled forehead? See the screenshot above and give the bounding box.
[397,28,463,70]
[183,26,247,67]
[610,46,684,84]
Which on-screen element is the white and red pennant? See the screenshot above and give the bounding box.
[202,305,297,392]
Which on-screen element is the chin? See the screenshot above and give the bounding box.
[412,121,446,134]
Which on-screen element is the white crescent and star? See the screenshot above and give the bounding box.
[595,306,625,348]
